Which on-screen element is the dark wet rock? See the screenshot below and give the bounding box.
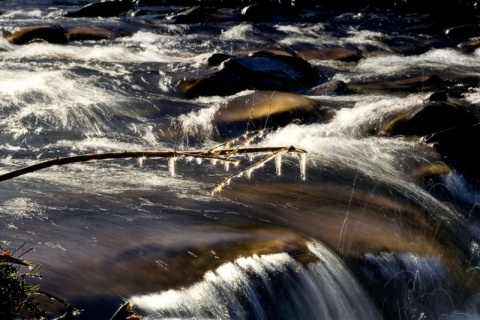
[206,53,234,66]
[241,4,273,21]
[349,75,450,94]
[180,52,326,98]
[4,25,68,45]
[380,101,478,137]
[240,4,298,22]
[427,91,448,102]
[205,7,241,22]
[445,24,480,39]
[308,80,350,95]
[424,123,480,187]
[64,0,133,18]
[213,91,334,138]
[166,6,206,24]
[66,26,128,41]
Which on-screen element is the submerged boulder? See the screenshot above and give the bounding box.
[380,101,478,137]
[180,51,325,98]
[213,90,334,138]
[4,25,68,45]
[64,0,133,18]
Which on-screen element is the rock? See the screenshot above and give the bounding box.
[64,0,133,18]
[205,53,233,66]
[4,25,68,45]
[241,4,270,21]
[424,124,480,187]
[427,91,448,102]
[66,26,126,41]
[380,101,478,137]
[308,80,350,95]
[213,91,334,137]
[180,52,325,98]
[316,47,362,62]
[445,24,480,39]
[349,74,449,94]
[166,6,206,24]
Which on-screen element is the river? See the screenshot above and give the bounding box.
[2,1,480,319]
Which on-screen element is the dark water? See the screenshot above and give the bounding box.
[2,1,480,319]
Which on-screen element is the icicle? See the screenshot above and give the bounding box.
[299,153,306,180]
[247,153,254,162]
[210,158,218,166]
[246,168,253,179]
[226,178,231,185]
[196,157,203,165]
[224,160,230,171]
[275,153,282,176]
[137,156,146,167]
[168,157,177,177]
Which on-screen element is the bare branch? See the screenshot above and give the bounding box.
[0,147,306,183]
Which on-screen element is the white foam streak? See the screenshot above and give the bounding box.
[178,104,220,141]
[0,70,127,135]
[349,49,480,80]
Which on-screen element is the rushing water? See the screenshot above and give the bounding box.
[3,1,480,319]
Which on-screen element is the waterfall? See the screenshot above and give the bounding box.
[130,241,382,320]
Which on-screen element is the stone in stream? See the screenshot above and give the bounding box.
[424,123,480,188]
[307,80,350,95]
[166,6,206,24]
[348,74,450,94]
[180,51,326,98]
[380,100,478,137]
[66,26,131,41]
[212,90,334,138]
[4,25,68,45]
[206,53,234,66]
[64,0,134,18]
[240,3,299,22]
